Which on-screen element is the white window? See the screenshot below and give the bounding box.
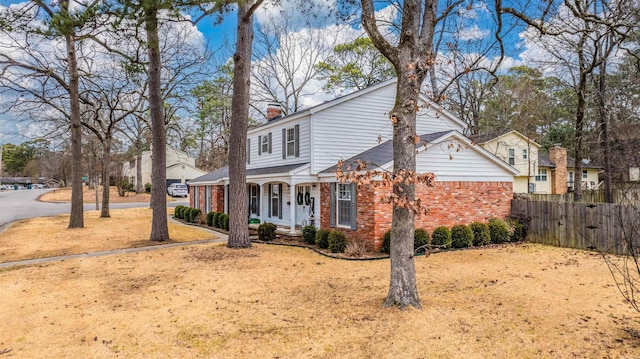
[582,170,588,179]
[262,135,269,154]
[508,149,515,165]
[250,184,259,215]
[259,133,272,155]
[205,186,212,213]
[193,186,200,209]
[337,184,352,227]
[270,184,279,218]
[286,128,295,157]
[522,149,528,160]
[535,169,547,181]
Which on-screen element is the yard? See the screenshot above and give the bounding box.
[1,210,639,358]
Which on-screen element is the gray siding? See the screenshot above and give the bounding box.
[247,116,311,169]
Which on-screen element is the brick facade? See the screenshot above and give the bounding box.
[189,185,225,213]
[321,181,513,251]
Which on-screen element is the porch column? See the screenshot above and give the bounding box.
[258,183,264,224]
[289,182,296,234]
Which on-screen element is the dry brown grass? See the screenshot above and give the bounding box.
[1,236,639,357]
[0,208,217,262]
[39,186,166,203]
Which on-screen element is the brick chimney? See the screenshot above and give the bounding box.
[266,103,282,122]
[549,145,567,194]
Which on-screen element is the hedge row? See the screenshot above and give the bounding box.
[206,211,229,230]
[380,217,528,253]
[174,205,201,223]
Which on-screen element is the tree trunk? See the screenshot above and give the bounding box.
[100,136,112,218]
[146,2,169,241]
[383,75,422,310]
[597,63,613,203]
[573,69,586,202]
[65,25,83,229]
[227,1,254,249]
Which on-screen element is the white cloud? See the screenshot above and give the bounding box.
[458,25,490,41]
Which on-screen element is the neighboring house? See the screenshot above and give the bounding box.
[122,146,207,187]
[473,130,600,194]
[188,80,518,250]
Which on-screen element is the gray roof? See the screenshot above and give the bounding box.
[538,153,601,169]
[188,163,309,184]
[321,131,454,173]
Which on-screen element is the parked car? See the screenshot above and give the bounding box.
[167,183,188,197]
[31,184,45,189]
[1,184,14,190]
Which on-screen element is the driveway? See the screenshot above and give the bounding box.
[0,189,189,228]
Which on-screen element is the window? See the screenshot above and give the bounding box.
[270,184,281,218]
[249,184,260,215]
[205,186,212,213]
[193,186,200,208]
[522,149,528,160]
[282,125,299,158]
[286,128,295,157]
[259,133,272,155]
[337,184,352,227]
[508,149,515,165]
[582,170,588,179]
[535,169,548,181]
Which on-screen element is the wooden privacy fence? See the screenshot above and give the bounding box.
[511,199,640,255]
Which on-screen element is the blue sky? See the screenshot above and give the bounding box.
[0,0,531,145]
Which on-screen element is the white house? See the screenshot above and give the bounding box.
[188,80,518,250]
[122,145,206,187]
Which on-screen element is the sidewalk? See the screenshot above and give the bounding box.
[0,218,228,269]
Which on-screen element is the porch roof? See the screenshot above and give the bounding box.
[188,162,310,185]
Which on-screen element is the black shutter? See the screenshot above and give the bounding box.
[282,129,286,159]
[268,184,272,217]
[329,182,335,228]
[350,183,357,230]
[268,132,272,153]
[258,135,262,155]
[247,139,250,164]
[294,124,300,157]
[278,183,283,219]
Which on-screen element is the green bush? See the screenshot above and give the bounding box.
[189,208,201,223]
[414,228,430,251]
[470,222,491,246]
[206,212,216,226]
[451,224,473,248]
[174,205,184,219]
[144,183,152,193]
[211,212,221,228]
[302,225,317,245]
[258,222,277,241]
[215,212,225,228]
[431,226,452,248]
[315,229,331,249]
[220,214,230,230]
[381,230,391,254]
[488,218,512,244]
[328,230,347,253]
[508,216,529,242]
[382,229,430,254]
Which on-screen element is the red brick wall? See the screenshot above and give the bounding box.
[189,186,196,207]
[190,185,225,213]
[321,181,513,251]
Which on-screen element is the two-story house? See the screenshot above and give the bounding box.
[473,130,600,194]
[188,80,518,250]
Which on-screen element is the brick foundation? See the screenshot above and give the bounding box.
[321,181,513,251]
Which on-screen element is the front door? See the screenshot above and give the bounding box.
[295,185,312,227]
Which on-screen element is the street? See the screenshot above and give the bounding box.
[0,189,188,228]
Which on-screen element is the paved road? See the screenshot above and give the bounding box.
[0,189,189,228]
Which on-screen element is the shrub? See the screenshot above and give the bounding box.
[328,230,347,253]
[381,230,391,254]
[211,212,221,228]
[470,222,491,246]
[220,214,230,230]
[174,205,184,219]
[302,225,317,245]
[206,212,216,226]
[257,222,276,241]
[488,218,512,244]
[414,228,430,251]
[144,183,152,193]
[344,238,372,258]
[315,229,331,249]
[431,226,452,247]
[451,224,473,248]
[215,212,226,228]
[189,208,201,223]
[508,216,529,242]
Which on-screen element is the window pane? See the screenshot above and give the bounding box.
[337,184,351,226]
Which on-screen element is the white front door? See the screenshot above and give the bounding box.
[295,185,312,227]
